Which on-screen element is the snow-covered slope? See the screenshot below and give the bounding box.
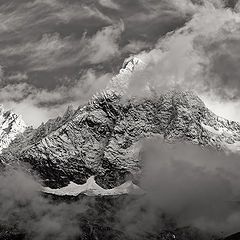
[0,105,26,153]
[43,176,144,196]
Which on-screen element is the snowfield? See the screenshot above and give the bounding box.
[42,176,144,196]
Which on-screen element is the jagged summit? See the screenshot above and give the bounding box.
[105,56,146,95]
[0,105,26,153]
[121,56,145,72]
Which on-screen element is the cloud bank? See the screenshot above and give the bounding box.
[115,141,240,238]
[0,169,89,240]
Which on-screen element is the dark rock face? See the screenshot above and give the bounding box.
[1,89,240,189]
[224,232,240,240]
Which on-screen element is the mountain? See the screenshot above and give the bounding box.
[1,57,240,191]
[0,58,240,240]
[0,105,26,154]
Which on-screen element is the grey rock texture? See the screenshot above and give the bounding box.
[6,89,240,189]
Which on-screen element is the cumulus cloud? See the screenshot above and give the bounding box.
[121,1,240,122]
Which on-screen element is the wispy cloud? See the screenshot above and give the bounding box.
[0,0,112,35]
[2,0,237,126]
[0,22,124,71]
[7,72,28,82]
[98,0,120,9]
[123,40,151,54]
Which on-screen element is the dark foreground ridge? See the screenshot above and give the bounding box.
[0,194,230,240]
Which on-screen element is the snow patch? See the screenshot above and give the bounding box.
[201,123,234,135]
[224,142,240,153]
[201,123,221,135]
[42,176,144,196]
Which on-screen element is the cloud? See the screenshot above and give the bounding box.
[7,72,28,82]
[120,1,240,122]
[0,22,124,71]
[0,65,4,79]
[0,70,112,126]
[2,142,240,239]
[200,94,240,123]
[88,22,124,64]
[0,0,117,76]
[0,169,89,240]
[98,0,120,9]
[114,141,240,238]
[123,40,151,54]
[2,0,240,126]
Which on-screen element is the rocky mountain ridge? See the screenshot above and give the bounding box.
[1,57,240,190]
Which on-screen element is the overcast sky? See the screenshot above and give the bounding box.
[0,0,239,126]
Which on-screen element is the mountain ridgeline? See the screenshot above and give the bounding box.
[1,58,240,189]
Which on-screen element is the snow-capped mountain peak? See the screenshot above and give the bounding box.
[121,56,145,73]
[106,56,146,94]
[0,106,27,153]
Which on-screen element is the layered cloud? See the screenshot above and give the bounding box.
[0,23,123,71]
[1,0,240,126]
